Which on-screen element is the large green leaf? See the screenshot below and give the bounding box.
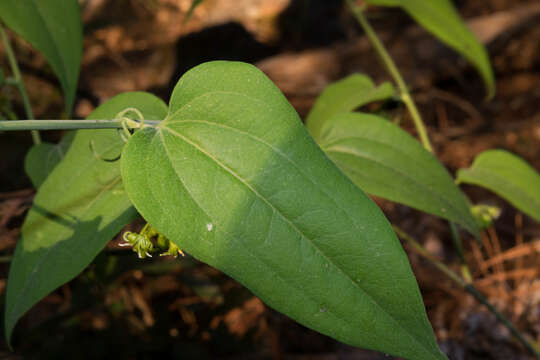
[24,132,75,188]
[365,0,495,98]
[305,74,394,141]
[318,112,479,237]
[121,61,446,360]
[0,0,83,114]
[5,93,168,343]
[457,150,540,222]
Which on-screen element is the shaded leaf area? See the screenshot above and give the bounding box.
[365,0,495,98]
[305,74,395,141]
[24,132,75,188]
[318,112,479,237]
[0,0,82,114]
[5,93,168,342]
[457,150,540,222]
[122,61,445,360]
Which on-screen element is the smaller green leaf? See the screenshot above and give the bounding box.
[24,132,75,188]
[365,0,495,98]
[0,0,83,114]
[4,92,168,344]
[319,112,480,237]
[457,150,540,222]
[306,74,394,141]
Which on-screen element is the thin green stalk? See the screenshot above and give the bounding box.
[346,1,433,153]
[393,225,463,284]
[0,119,160,131]
[449,222,473,283]
[348,0,481,278]
[393,225,540,359]
[463,284,540,359]
[0,25,41,144]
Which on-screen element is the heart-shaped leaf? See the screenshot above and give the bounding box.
[305,74,394,141]
[121,61,446,360]
[457,150,540,222]
[365,0,495,98]
[4,93,167,344]
[0,0,82,114]
[318,112,480,237]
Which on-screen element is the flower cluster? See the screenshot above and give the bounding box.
[120,223,184,259]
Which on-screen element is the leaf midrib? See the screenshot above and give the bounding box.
[164,118,369,231]
[158,124,438,358]
[155,128,349,330]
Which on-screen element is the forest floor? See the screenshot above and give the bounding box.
[0,1,539,359]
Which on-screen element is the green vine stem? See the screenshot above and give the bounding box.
[449,222,474,283]
[346,0,433,153]
[0,25,41,144]
[0,119,160,131]
[393,225,540,359]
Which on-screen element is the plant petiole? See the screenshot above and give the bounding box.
[0,119,160,132]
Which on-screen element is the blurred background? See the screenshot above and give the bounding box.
[0,0,539,359]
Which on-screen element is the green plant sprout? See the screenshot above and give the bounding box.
[0,1,539,359]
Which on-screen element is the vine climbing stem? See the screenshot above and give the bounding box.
[0,119,160,132]
[0,25,41,144]
[346,0,433,153]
